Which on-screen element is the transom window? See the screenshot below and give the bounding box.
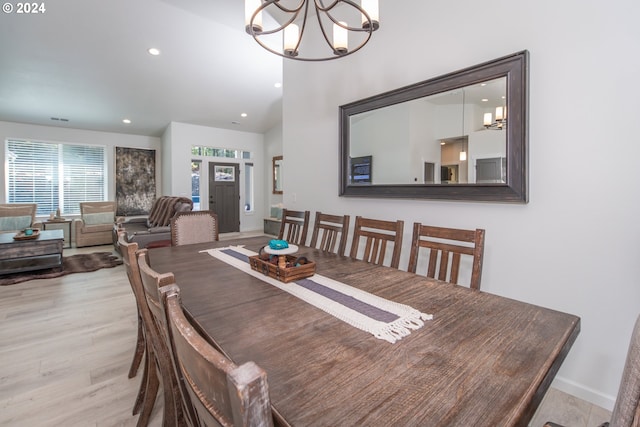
[5,139,107,216]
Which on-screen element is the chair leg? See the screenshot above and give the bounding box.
[132,339,149,415]
[136,345,160,427]
[128,311,146,379]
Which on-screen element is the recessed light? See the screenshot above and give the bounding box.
[481,98,488,102]
[274,82,282,88]
[122,119,131,124]
[147,48,161,56]
[241,113,248,118]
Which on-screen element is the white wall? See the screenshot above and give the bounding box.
[164,121,267,232]
[282,0,640,409]
[0,120,161,205]
[264,123,283,212]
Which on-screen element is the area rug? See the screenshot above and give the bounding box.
[0,252,123,286]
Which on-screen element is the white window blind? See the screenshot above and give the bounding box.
[5,139,106,216]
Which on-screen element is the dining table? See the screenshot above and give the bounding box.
[148,235,580,427]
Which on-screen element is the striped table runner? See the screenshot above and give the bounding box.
[201,246,433,343]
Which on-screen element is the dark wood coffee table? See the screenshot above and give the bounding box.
[0,229,64,275]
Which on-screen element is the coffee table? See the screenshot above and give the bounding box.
[0,229,64,276]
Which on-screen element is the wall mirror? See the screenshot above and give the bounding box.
[272,155,283,194]
[339,50,528,203]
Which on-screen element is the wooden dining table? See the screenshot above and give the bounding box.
[148,235,580,427]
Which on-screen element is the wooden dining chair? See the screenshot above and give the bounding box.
[309,212,350,256]
[170,210,219,246]
[136,249,186,426]
[277,208,310,246]
[159,283,274,427]
[349,216,404,269]
[545,314,640,427]
[407,223,485,290]
[118,233,153,422]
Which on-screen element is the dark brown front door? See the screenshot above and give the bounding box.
[209,162,239,233]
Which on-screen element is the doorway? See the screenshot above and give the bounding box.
[208,162,240,233]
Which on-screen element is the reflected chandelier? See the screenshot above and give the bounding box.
[245,0,379,61]
[483,106,507,130]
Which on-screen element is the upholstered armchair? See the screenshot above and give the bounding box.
[114,196,193,253]
[74,201,117,247]
[0,203,42,234]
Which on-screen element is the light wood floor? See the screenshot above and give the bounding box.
[0,242,610,427]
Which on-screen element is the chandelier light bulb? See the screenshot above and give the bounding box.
[333,22,349,55]
[361,0,379,30]
[244,0,262,33]
[284,24,300,57]
[483,113,492,127]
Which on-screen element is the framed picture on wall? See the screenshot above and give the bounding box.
[115,147,156,216]
[350,155,372,184]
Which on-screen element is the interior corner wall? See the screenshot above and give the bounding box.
[264,123,283,212]
[0,120,161,204]
[164,121,267,232]
[281,0,640,410]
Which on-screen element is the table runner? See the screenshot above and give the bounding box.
[201,246,433,343]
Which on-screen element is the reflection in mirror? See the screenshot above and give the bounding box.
[340,51,528,202]
[349,77,507,185]
[272,155,283,194]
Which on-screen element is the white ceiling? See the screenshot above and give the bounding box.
[0,0,283,137]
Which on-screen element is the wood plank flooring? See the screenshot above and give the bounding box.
[0,241,610,427]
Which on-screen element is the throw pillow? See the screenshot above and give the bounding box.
[83,212,114,225]
[0,215,32,231]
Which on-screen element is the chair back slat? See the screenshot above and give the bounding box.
[278,209,310,246]
[160,284,274,427]
[408,223,485,290]
[349,216,404,269]
[310,212,350,256]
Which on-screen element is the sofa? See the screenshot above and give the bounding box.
[0,203,42,234]
[114,196,193,253]
[74,201,117,247]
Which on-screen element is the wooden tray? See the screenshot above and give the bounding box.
[248,254,316,283]
[13,229,40,240]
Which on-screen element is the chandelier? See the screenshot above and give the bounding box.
[483,106,507,130]
[245,0,379,61]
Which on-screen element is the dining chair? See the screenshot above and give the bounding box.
[545,314,640,427]
[277,209,310,246]
[159,283,274,427]
[407,223,486,290]
[136,249,186,426]
[118,233,152,422]
[349,216,404,269]
[309,212,350,256]
[170,210,219,246]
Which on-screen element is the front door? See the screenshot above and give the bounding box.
[209,162,239,233]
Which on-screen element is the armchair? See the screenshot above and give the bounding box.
[0,203,42,234]
[74,201,116,247]
[114,196,193,253]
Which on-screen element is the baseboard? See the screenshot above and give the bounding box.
[552,375,616,411]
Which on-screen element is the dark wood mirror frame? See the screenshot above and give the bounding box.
[339,50,529,203]
[272,155,283,195]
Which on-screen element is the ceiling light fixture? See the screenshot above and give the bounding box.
[245,0,379,61]
[147,48,161,56]
[122,119,131,124]
[483,106,507,130]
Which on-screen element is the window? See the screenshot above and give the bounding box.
[244,163,254,212]
[191,145,251,159]
[5,139,106,216]
[191,160,201,210]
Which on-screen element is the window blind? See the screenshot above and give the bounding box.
[6,139,106,215]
